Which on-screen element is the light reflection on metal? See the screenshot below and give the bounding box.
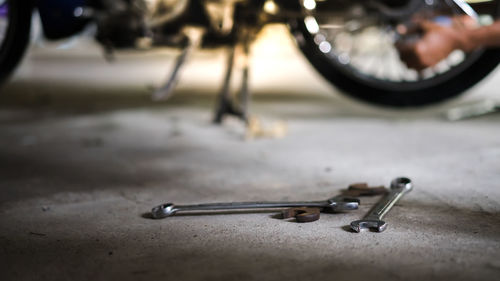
[318,24,343,30]
[303,0,316,10]
[465,0,494,2]
[304,16,319,34]
[452,0,479,20]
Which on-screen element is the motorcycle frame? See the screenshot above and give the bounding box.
[34,0,291,42]
[35,0,90,40]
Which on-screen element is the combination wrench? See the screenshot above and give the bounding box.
[151,195,359,219]
[350,177,413,232]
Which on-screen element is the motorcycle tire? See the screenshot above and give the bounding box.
[290,11,500,107]
[0,0,32,87]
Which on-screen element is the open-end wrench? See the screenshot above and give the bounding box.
[350,177,413,233]
[280,207,321,223]
[151,195,359,219]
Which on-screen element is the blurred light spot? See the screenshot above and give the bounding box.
[313,34,325,45]
[334,32,352,53]
[338,53,350,64]
[303,0,316,10]
[421,68,435,79]
[345,20,361,32]
[404,69,418,82]
[305,16,319,34]
[479,15,494,26]
[73,7,84,17]
[319,41,331,53]
[350,5,365,17]
[434,60,450,74]
[263,0,279,15]
[447,50,465,66]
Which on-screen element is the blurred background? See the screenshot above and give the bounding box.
[2,21,500,114]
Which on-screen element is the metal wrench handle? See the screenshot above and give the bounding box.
[176,201,329,209]
[366,177,412,220]
[350,177,412,232]
[151,196,359,219]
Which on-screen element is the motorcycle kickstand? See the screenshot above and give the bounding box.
[239,41,251,122]
[213,42,251,124]
[152,27,205,101]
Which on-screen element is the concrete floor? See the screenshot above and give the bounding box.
[1,25,500,281]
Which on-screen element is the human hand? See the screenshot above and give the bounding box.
[396,16,476,71]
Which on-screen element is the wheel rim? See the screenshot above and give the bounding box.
[300,0,498,92]
[0,0,8,47]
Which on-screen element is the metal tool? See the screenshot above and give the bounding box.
[152,27,205,101]
[151,195,359,219]
[280,207,321,223]
[350,177,412,233]
[343,183,388,197]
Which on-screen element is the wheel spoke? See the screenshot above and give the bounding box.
[306,0,493,91]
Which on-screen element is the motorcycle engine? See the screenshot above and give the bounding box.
[142,0,190,27]
[96,0,190,48]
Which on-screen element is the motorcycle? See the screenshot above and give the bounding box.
[1,0,499,111]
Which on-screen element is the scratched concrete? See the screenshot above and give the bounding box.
[0,25,500,281]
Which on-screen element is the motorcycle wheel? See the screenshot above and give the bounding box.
[0,0,32,86]
[290,1,500,107]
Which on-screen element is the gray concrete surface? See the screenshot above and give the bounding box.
[1,25,500,281]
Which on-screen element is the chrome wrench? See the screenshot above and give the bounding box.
[151,195,359,219]
[350,177,413,232]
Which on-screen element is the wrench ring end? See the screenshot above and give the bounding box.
[390,177,413,193]
[350,219,387,233]
[151,203,177,219]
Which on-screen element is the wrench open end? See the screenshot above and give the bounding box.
[350,219,387,233]
[151,203,177,219]
[326,196,360,212]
